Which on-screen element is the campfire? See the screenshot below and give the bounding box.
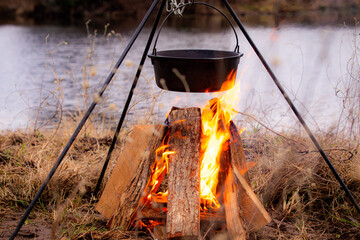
[96,75,271,239]
[94,5,271,237]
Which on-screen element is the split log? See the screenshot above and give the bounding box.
[167,107,201,240]
[232,164,271,232]
[229,121,250,183]
[222,146,247,240]
[96,125,155,219]
[216,119,229,202]
[224,168,247,240]
[110,124,166,229]
[229,121,271,232]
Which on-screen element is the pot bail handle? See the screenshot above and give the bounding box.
[152,2,240,55]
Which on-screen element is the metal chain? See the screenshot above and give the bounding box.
[166,0,193,16]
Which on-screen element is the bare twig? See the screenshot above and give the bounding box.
[201,223,215,240]
[234,110,300,144]
[298,148,355,161]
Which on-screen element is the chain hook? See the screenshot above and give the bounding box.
[166,0,193,16]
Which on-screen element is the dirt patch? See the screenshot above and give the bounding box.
[0,214,52,240]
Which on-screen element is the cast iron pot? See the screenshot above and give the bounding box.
[148,2,243,92]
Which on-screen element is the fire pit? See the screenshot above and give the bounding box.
[96,75,271,239]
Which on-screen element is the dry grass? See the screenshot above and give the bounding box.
[244,130,360,239]
[0,117,132,239]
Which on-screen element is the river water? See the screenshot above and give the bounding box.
[0,17,357,132]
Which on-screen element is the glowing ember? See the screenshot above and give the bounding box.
[138,219,162,230]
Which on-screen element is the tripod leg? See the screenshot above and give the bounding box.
[9,1,161,240]
[221,0,360,215]
[94,0,167,197]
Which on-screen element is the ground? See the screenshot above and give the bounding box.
[0,127,359,239]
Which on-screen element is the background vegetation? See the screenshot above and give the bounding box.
[0,0,359,25]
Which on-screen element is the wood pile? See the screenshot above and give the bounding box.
[96,107,271,239]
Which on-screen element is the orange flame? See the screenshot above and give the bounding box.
[199,69,244,209]
[147,136,175,203]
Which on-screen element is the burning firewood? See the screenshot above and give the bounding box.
[110,124,166,229]
[98,104,271,239]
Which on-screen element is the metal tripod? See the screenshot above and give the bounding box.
[10,0,360,239]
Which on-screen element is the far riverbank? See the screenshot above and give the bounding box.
[0,0,359,27]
